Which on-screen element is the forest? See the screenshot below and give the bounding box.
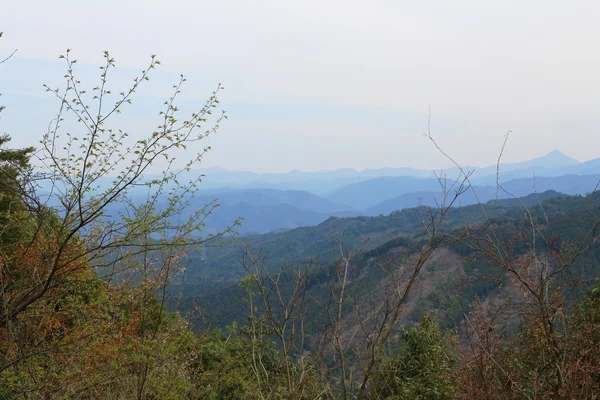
[1,46,600,400]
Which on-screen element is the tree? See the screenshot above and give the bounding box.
[0,47,240,398]
[0,34,35,247]
[1,48,238,328]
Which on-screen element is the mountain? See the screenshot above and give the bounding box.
[324,177,446,209]
[175,168,374,194]
[502,174,600,195]
[195,202,351,235]
[443,150,579,184]
[112,188,356,235]
[365,175,600,216]
[185,150,586,192]
[129,173,600,234]
[106,151,600,236]
[184,193,522,282]
[492,149,578,171]
[465,152,600,186]
[486,190,565,207]
[162,188,357,235]
[195,188,351,214]
[568,157,600,175]
[116,150,596,196]
[176,191,600,333]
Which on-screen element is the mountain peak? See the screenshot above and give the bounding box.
[539,149,580,165]
[484,149,581,175]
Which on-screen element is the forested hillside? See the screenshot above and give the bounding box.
[175,190,600,329]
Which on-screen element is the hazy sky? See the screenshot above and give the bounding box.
[2,1,600,172]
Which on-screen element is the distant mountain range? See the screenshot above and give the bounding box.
[324,176,445,210]
[182,189,357,235]
[191,202,356,235]
[364,175,600,216]
[123,150,600,234]
[183,150,598,193]
[174,174,598,234]
[195,188,351,214]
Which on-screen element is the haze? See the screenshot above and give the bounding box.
[2,1,600,172]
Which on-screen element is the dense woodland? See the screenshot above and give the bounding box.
[1,47,600,399]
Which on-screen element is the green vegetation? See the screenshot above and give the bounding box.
[371,315,458,400]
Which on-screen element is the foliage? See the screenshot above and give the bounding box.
[194,323,323,400]
[371,315,458,400]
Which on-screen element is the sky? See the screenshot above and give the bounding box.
[1,0,600,173]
